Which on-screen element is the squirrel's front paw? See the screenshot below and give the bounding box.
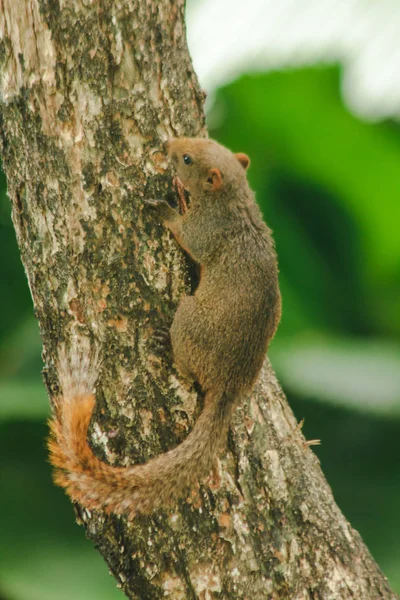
[144,199,177,221]
[144,199,166,208]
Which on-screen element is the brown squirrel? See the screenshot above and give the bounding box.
[48,137,281,518]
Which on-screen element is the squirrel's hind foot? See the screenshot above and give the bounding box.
[149,326,171,357]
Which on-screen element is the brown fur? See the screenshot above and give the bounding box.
[48,137,281,518]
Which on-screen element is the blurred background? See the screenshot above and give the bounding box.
[1,0,399,598]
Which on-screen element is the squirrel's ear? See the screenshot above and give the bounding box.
[204,168,222,191]
[235,153,250,170]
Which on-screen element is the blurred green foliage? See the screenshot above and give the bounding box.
[0,67,399,598]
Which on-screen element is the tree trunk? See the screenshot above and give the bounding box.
[0,1,396,598]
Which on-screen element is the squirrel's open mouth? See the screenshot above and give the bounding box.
[173,176,191,214]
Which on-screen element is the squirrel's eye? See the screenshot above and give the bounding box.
[183,154,192,166]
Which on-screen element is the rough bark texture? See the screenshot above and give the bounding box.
[0,1,397,599]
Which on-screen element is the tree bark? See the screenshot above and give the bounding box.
[0,1,396,598]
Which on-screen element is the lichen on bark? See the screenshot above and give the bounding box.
[0,0,397,598]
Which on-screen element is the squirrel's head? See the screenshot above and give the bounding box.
[165,138,250,200]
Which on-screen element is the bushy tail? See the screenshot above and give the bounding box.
[48,348,235,518]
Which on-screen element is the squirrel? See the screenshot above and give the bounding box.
[48,137,281,518]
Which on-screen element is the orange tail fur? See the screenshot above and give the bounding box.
[48,347,235,518]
